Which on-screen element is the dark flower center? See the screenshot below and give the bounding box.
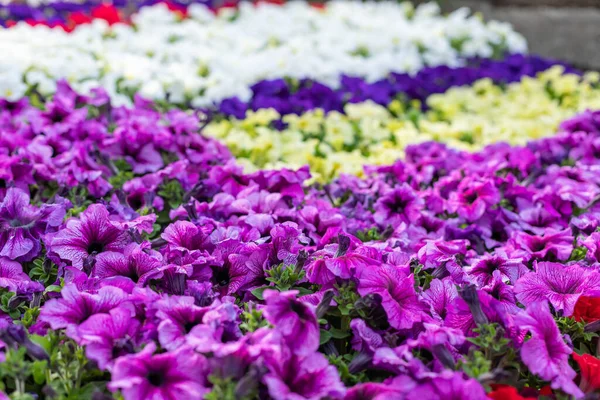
[184,321,197,334]
[388,196,410,214]
[529,240,547,252]
[213,267,230,287]
[147,371,165,387]
[87,242,105,254]
[464,191,478,205]
[290,301,307,319]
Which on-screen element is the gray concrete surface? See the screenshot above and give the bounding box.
[430,0,600,70]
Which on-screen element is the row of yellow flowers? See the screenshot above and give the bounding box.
[203,67,600,182]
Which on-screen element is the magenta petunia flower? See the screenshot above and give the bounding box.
[357,264,426,330]
[154,295,209,351]
[263,290,319,356]
[0,187,65,262]
[93,243,165,286]
[109,342,209,400]
[373,184,423,229]
[38,284,131,341]
[514,302,583,398]
[515,262,600,316]
[0,257,43,295]
[509,228,573,262]
[262,346,346,400]
[465,252,528,287]
[405,371,488,400]
[78,306,141,370]
[422,278,458,321]
[51,204,130,269]
[447,177,500,222]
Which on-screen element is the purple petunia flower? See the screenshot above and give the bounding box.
[93,242,165,286]
[514,302,583,398]
[38,284,131,341]
[0,187,65,262]
[262,344,346,400]
[263,290,319,356]
[509,228,573,262]
[154,295,210,351]
[357,264,427,330]
[405,371,488,400]
[51,204,130,269]
[78,306,141,370]
[373,185,423,229]
[514,261,600,316]
[0,257,43,295]
[447,177,500,222]
[109,342,209,400]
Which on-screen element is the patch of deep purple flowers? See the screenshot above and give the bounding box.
[1,81,600,399]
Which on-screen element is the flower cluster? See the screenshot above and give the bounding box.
[216,53,577,119]
[1,75,600,399]
[205,67,600,180]
[0,0,222,27]
[0,1,526,105]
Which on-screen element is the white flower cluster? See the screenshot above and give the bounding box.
[0,1,527,105]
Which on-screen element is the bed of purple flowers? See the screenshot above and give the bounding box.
[1,74,600,400]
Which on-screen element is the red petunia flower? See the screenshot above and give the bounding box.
[573,296,600,323]
[68,11,93,26]
[161,1,188,18]
[91,4,121,26]
[488,385,536,400]
[573,352,600,393]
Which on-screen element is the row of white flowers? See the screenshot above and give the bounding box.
[0,1,527,106]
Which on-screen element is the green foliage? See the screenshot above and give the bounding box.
[157,179,185,210]
[240,305,269,333]
[108,159,134,190]
[0,332,110,400]
[459,323,519,379]
[327,354,368,386]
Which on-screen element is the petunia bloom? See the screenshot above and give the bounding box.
[78,306,141,370]
[0,187,65,262]
[357,264,426,330]
[263,290,319,356]
[0,257,43,295]
[514,302,583,398]
[38,284,130,341]
[515,262,600,317]
[573,296,600,323]
[572,352,600,394]
[51,204,130,269]
[109,343,209,400]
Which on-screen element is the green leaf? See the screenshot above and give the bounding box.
[251,286,272,300]
[328,327,350,340]
[319,329,333,345]
[31,360,48,385]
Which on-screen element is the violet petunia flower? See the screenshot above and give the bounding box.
[38,284,131,341]
[509,228,573,262]
[93,242,165,286]
[0,257,43,295]
[51,204,130,269]
[514,302,583,398]
[0,187,65,262]
[78,306,141,370]
[357,264,427,330]
[154,295,210,351]
[109,342,209,400]
[514,262,600,316]
[405,371,488,400]
[373,185,423,229]
[447,177,500,222]
[263,290,320,356]
[262,345,346,400]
